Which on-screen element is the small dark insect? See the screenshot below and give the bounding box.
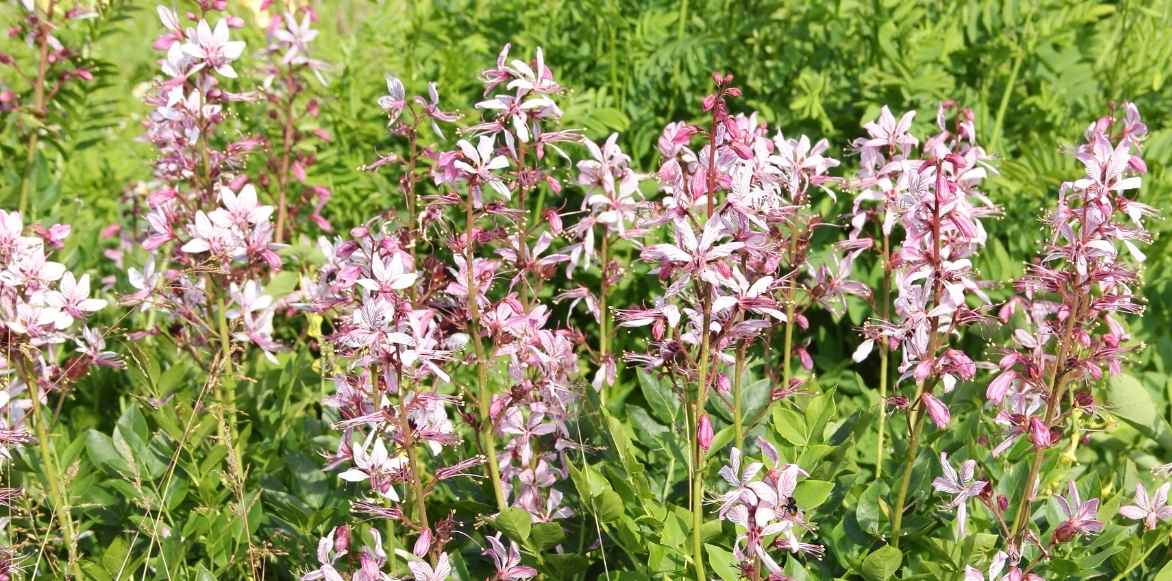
[783,496,799,515]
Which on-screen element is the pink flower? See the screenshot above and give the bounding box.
[220,184,273,226]
[407,552,451,581]
[986,370,1017,404]
[640,219,742,287]
[301,526,346,581]
[931,453,986,537]
[455,136,511,199]
[1028,417,1051,449]
[484,533,538,580]
[43,272,106,324]
[1119,482,1172,531]
[1054,481,1103,541]
[182,18,245,78]
[338,434,405,501]
[377,74,406,123]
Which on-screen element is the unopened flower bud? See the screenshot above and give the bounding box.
[921,393,950,428]
[334,524,350,554]
[697,415,714,452]
[414,528,432,557]
[1029,417,1052,449]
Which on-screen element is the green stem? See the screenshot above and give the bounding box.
[733,343,747,450]
[23,364,82,578]
[990,51,1023,153]
[466,186,509,514]
[876,233,891,479]
[19,0,55,219]
[397,378,432,561]
[215,294,259,578]
[598,227,611,407]
[890,391,927,549]
[690,293,712,581]
[1009,301,1079,543]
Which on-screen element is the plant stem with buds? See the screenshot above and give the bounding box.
[890,161,947,549]
[465,186,509,514]
[691,292,712,581]
[876,232,891,479]
[733,342,747,451]
[22,361,82,578]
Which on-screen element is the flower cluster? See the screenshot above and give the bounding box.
[618,73,854,579]
[0,209,116,458]
[302,44,587,579]
[716,443,823,578]
[124,6,280,361]
[851,103,999,429]
[257,3,333,239]
[964,103,1155,569]
[1,2,98,116]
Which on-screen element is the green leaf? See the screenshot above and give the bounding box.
[1155,557,1172,581]
[638,370,679,424]
[531,522,565,549]
[705,543,740,581]
[861,545,903,581]
[570,463,612,499]
[856,481,890,537]
[793,480,835,510]
[1108,373,1172,447]
[192,564,216,581]
[772,406,808,446]
[1109,373,1158,429]
[495,508,532,542]
[86,429,130,474]
[595,490,625,521]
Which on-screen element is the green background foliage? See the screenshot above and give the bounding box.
[2,0,1171,578]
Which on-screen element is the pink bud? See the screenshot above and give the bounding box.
[697,415,714,452]
[715,374,731,395]
[914,358,935,383]
[1029,417,1051,449]
[797,347,813,371]
[921,393,950,429]
[228,174,250,192]
[545,174,562,194]
[543,209,563,234]
[334,524,351,554]
[413,528,432,557]
[986,371,1016,404]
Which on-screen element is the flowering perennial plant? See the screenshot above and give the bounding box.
[620,73,858,579]
[1,4,1169,579]
[846,103,999,546]
[0,209,114,576]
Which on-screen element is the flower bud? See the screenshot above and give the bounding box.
[921,393,950,429]
[716,374,731,395]
[697,415,714,452]
[334,524,350,554]
[1029,417,1052,449]
[414,528,432,557]
[1053,521,1078,544]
